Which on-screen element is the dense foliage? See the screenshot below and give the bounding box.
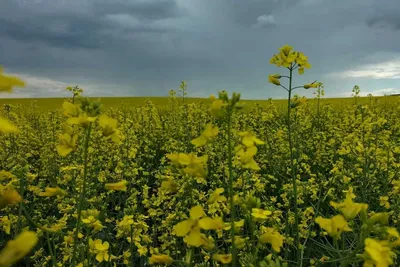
[1,46,400,267]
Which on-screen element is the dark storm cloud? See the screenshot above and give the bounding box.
[1,0,400,98]
[93,0,181,20]
[366,0,400,30]
[0,16,108,49]
[0,0,179,50]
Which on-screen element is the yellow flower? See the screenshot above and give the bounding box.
[367,212,389,225]
[251,208,272,221]
[238,131,265,147]
[233,236,249,249]
[223,220,244,232]
[149,254,174,265]
[380,196,390,209]
[105,180,128,191]
[208,188,227,204]
[268,74,281,86]
[330,188,368,220]
[212,254,232,264]
[0,66,25,93]
[269,45,297,68]
[89,239,110,262]
[304,82,320,89]
[210,99,226,117]
[191,123,219,147]
[161,178,178,193]
[81,216,104,232]
[0,231,38,266]
[173,205,223,247]
[295,52,311,74]
[315,215,352,239]
[0,187,22,210]
[38,187,67,197]
[167,153,208,178]
[0,117,19,133]
[387,227,399,238]
[56,132,78,157]
[279,45,297,67]
[67,113,97,128]
[235,146,261,170]
[98,114,124,143]
[0,216,11,234]
[363,238,393,267]
[62,101,80,118]
[259,228,285,252]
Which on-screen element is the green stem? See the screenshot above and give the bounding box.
[287,66,300,265]
[339,231,366,267]
[47,231,57,267]
[227,107,237,266]
[71,123,92,267]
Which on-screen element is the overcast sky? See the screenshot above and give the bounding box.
[1,0,400,99]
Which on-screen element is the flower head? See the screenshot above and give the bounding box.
[259,228,284,252]
[330,188,368,220]
[268,74,281,86]
[212,254,232,264]
[105,180,128,192]
[315,215,352,239]
[0,231,38,266]
[38,187,67,197]
[149,254,174,265]
[173,205,223,247]
[0,66,25,93]
[0,117,19,133]
[191,123,219,147]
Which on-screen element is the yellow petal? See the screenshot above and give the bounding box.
[190,205,205,220]
[0,117,18,133]
[198,217,224,230]
[173,219,195,237]
[184,227,203,247]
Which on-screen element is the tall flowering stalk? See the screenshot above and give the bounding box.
[268,45,321,264]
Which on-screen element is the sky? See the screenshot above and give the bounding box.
[1,0,400,99]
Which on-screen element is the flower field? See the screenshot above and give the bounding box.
[1,46,400,267]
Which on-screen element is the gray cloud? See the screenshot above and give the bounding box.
[366,0,400,30]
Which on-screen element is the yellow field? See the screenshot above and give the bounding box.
[1,45,400,267]
[0,95,398,112]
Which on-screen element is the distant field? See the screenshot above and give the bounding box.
[0,95,398,112]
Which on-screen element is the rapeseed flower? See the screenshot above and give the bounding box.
[89,239,110,262]
[0,231,38,266]
[0,117,18,133]
[212,254,232,264]
[0,66,25,92]
[105,180,128,191]
[173,205,223,247]
[56,132,78,157]
[363,238,393,267]
[0,187,22,210]
[98,114,124,143]
[259,227,285,252]
[38,187,67,197]
[315,215,352,239]
[268,74,281,86]
[191,123,219,147]
[149,254,174,265]
[238,131,265,147]
[235,146,261,170]
[251,208,272,221]
[330,188,368,220]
